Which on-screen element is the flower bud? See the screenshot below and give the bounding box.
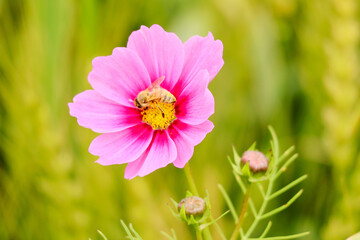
[178,196,206,216]
[241,150,269,173]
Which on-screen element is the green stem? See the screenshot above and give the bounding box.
[183,163,212,240]
[229,185,251,240]
[184,163,199,196]
[244,179,274,239]
[196,226,203,240]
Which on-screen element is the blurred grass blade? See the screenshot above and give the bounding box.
[218,184,238,222]
[97,230,108,240]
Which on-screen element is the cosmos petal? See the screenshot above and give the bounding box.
[175,70,215,125]
[89,124,153,165]
[169,120,214,168]
[182,32,224,83]
[69,90,141,133]
[124,130,177,179]
[127,24,185,91]
[88,47,151,107]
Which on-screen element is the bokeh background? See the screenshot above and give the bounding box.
[0,0,359,239]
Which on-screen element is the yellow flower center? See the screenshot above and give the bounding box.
[141,101,176,130]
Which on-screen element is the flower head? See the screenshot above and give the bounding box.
[241,150,269,173]
[178,196,206,216]
[171,192,212,225]
[69,25,223,179]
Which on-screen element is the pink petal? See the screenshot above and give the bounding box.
[90,124,153,165]
[124,130,177,179]
[88,47,151,107]
[175,70,215,125]
[69,90,142,133]
[127,24,184,91]
[182,32,224,83]
[168,120,214,168]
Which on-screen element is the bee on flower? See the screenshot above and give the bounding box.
[69,24,223,179]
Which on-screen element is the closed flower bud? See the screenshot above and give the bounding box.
[178,196,206,216]
[241,150,269,173]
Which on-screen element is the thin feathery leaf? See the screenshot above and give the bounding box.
[269,175,307,200]
[199,210,230,231]
[170,198,178,207]
[278,146,295,165]
[171,229,178,240]
[248,231,310,240]
[259,221,272,238]
[274,154,299,180]
[160,231,175,240]
[129,223,142,239]
[268,126,280,162]
[121,220,135,239]
[260,190,303,220]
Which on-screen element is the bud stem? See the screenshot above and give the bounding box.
[184,163,211,240]
[184,164,199,196]
[183,164,228,240]
[229,185,251,240]
[196,226,203,240]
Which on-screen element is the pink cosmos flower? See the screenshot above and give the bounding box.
[69,25,223,179]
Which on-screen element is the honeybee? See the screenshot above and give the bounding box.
[134,76,176,117]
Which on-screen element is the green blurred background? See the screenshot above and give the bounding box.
[0,0,359,239]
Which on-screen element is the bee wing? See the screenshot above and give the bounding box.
[148,76,165,91]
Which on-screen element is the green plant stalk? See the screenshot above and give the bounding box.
[244,179,274,239]
[183,165,227,240]
[196,225,203,240]
[257,183,265,199]
[234,173,258,216]
[184,164,200,196]
[183,164,212,240]
[229,186,251,240]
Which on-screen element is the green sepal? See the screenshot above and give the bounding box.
[185,190,193,198]
[241,161,251,177]
[232,145,241,165]
[179,203,187,221]
[248,142,257,151]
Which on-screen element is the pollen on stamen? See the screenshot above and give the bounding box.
[141,101,176,130]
